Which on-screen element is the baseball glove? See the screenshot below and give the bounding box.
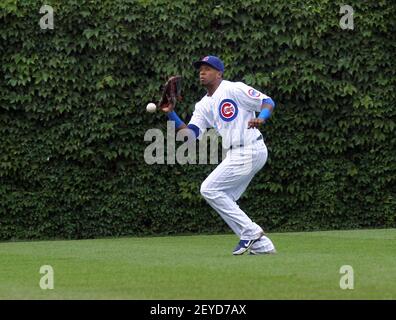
[158,75,182,112]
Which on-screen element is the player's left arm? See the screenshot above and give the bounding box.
[232,82,275,128]
[247,97,275,129]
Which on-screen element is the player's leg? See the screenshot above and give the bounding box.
[230,152,276,252]
[201,172,262,240]
[201,140,276,254]
[200,142,266,241]
[228,142,276,254]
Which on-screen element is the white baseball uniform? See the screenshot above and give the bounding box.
[189,80,275,252]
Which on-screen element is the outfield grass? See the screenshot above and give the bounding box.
[0,229,395,299]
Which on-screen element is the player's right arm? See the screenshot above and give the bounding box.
[161,104,205,140]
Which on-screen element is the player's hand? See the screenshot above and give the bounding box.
[247,118,265,129]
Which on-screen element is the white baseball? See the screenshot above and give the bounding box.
[146,102,157,113]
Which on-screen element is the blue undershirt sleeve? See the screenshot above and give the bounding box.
[168,111,185,129]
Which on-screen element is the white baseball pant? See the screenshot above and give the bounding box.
[200,138,275,252]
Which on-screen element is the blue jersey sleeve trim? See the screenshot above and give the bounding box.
[187,123,200,139]
[262,97,275,109]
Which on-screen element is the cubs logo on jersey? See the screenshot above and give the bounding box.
[219,99,238,122]
[248,88,260,98]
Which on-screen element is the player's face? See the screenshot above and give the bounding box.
[199,65,222,86]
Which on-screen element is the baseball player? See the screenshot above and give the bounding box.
[161,56,276,255]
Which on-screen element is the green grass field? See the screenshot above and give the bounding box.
[0,229,395,300]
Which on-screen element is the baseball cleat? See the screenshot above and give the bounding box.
[232,233,264,255]
[249,248,277,255]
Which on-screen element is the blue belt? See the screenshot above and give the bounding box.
[229,135,263,150]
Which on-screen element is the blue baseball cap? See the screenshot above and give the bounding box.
[193,55,224,73]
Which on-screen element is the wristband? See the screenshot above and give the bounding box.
[258,108,271,120]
